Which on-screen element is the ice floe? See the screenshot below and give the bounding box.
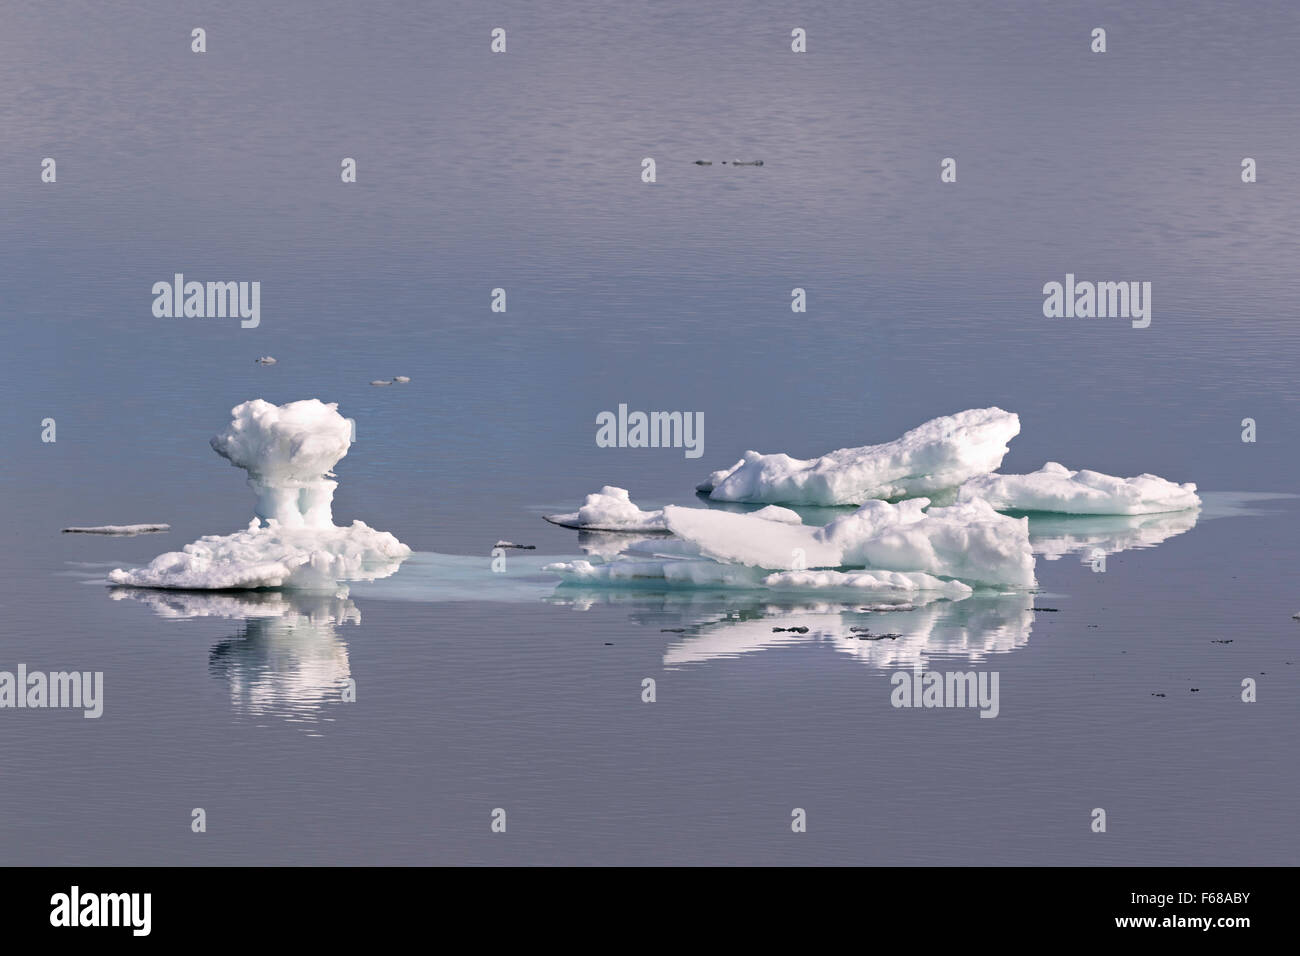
[544,486,669,532]
[545,497,1033,591]
[957,461,1200,514]
[63,524,169,535]
[662,496,1036,588]
[697,407,1020,506]
[108,399,410,590]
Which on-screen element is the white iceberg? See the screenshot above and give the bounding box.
[547,496,1035,591]
[109,399,410,590]
[957,462,1200,515]
[544,486,667,532]
[664,496,1036,588]
[697,407,1020,506]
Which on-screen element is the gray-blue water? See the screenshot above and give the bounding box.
[2,0,1299,864]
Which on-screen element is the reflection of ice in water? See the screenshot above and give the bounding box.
[577,530,669,560]
[658,593,1034,671]
[1027,509,1200,562]
[110,588,356,725]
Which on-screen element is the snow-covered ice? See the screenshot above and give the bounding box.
[957,461,1200,514]
[697,407,1020,506]
[109,399,410,590]
[546,496,1033,591]
[208,399,352,530]
[663,496,1036,588]
[544,486,669,531]
[108,518,409,590]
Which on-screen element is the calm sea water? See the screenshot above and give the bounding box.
[2,0,1298,864]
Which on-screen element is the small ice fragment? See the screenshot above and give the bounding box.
[494,541,536,550]
[63,524,170,535]
[957,462,1200,514]
[370,379,392,386]
[544,487,669,532]
[255,356,277,365]
[751,505,803,524]
[393,376,411,383]
[698,407,1020,505]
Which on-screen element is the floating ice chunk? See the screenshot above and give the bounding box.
[550,497,1031,590]
[821,498,1036,588]
[63,524,170,535]
[698,407,1020,505]
[393,376,411,384]
[751,505,803,524]
[370,379,392,386]
[663,506,841,568]
[108,518,408,590]
[110,399,410,590]
[664,496,1036,588]
[209,399,353,530]
[255,356,277,365]
[957,462,1200,514]
[545,487,669,532]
